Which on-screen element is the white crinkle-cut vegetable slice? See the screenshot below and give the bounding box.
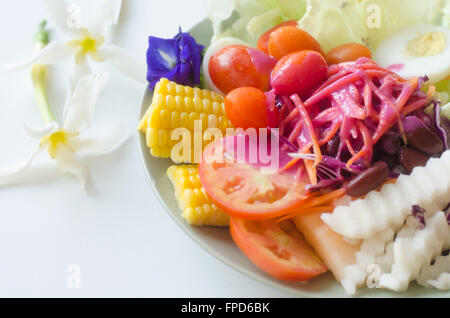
[417,254,450,290]
[427,273,450,290]
[322,150,450,239]
[340,210,449,295]
[379,212,450,292]
[340,226,398,295]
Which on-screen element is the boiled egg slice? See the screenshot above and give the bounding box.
[375,24,450,84]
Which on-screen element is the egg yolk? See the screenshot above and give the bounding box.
[405,31,446,57]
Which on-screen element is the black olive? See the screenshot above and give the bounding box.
[406,126,443,155]
[400,147,429,173]
[345,161,390,197]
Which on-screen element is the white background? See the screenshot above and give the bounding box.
[0,0,291,297]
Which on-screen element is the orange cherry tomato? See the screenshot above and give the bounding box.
[271,50,328,96]
[199,135,309,220]
[209,45,276,94]
[230,218,327,281]
[268,26,324,60]
[326,43,372,65]
[257,20,298,55]
[225,87,269,129]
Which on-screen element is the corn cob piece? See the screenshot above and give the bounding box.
[167,165,229,227]
[139,78,233,163]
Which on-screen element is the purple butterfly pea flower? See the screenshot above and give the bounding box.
[146,28,204,89]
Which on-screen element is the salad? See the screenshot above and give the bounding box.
[139,0,450,295]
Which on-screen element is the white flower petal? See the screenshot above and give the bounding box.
[70,125,128,157]
[87,0,122,37]
[63,60,92,120]
[24,121,59,139]
[0,144,42,184]
[54,144,88,186]
[97,45,146,83]
[63,73,109,133]
[2,42,74,71]
[42,0,84,36]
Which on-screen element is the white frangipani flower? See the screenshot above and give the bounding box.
[0,73,127,187]
[2,0,145,109]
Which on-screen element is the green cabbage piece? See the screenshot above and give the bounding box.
[442,100,450,119]
[443,0,450,27]
[436,78,450,106]
[207,0,449,51]
[206,0,308,45]
[298,0,447,52]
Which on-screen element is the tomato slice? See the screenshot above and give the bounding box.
[199,135,309,220]
[230,218,327,281]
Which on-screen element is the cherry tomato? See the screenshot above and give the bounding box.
[271,50,328,96]
[268,26,324,60]
[225,87,279,129]
[209,45,276,94]
[230,218,327,281]
[257,20,298,55]
[326,43,372,65]
[199,135,309,220]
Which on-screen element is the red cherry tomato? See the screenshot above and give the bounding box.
[326,43,372,65]
[271,50,328,96]
[225,87,269,129]
[230,218,327,281]
[268,26,324,60]
[209,45,276,94]
[257,20,298,55]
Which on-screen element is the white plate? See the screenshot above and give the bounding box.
[138,18,448,298]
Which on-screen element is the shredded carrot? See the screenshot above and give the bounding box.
[301,188,346,209]
[347,122,373,167]
[291,94,322,166]
[277,205,334,223]
[318,120,341,146]
[402,85,435,115]
[277,188,345,221]
[302,149,317,185]
[279,157,300,173]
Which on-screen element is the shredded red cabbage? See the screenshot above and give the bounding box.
[445,203,450,225]
[267,58,449,191]
[411,205,426,229]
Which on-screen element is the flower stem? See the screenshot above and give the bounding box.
[30,21,55,124]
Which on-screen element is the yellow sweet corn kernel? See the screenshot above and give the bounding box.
[167,165,229,227]
[138,78,232,163]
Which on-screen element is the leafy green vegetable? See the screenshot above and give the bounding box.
[442,102,450,119]
[207,0,449,51]
[297,0,367,52]
[435,78,450,105]
[206,0,308,45]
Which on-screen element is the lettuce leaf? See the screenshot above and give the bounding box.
[298,0,446,52]
[442,0,450,27]
[207,0,449,52]
[442,102,450,119]
[297,0,368,52]
[436,78,450,106]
